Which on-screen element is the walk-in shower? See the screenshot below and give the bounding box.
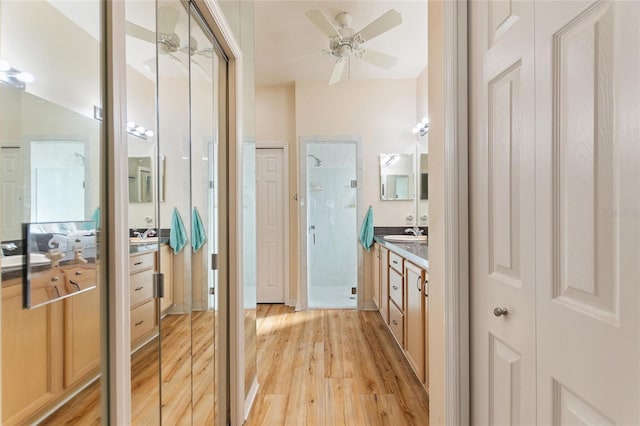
[300,139,362,309]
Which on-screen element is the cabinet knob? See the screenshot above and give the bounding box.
[494,307,509,317]
[134,286,144,292]
[416,276,421,292]
[392,285,398,290]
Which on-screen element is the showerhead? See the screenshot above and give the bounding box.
[307,154,322,167]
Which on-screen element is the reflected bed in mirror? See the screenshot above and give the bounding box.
[379,153,415,201]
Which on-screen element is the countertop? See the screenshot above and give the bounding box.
[129,238,169,254]
[374,235,428,270]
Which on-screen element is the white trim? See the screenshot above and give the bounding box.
[244,377,260,421]
[106,1,131,424]
[256,142,290,305]
[298,135,364,311]
[443,1,470,425]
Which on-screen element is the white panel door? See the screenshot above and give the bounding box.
[1,147,22,240]
[535,1,640,424]
[470,0,537,423]
[256,148,285,303]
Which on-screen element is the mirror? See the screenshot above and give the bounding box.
[128,156,152,203]
[416,138,429,226]
[379,153,415,200]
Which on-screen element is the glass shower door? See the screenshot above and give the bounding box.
[306,142,358,308]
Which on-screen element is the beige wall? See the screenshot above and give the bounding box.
[427,0,445,424]
[257,79,418,306]
[255,84,298,304]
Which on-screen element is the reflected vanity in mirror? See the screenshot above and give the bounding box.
[24,221,97,309]
[379,153,415,200]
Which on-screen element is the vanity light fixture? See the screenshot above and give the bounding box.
[412,117,429,137]
[0,59,35,89]
[126,121,154,139]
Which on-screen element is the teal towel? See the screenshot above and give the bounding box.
[359,206,374,251]
[192,207,207,252]
[170,208,188,254]
[91,207,101,229]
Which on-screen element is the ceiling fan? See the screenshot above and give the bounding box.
[305,9,402,85]
[126,7,213,70]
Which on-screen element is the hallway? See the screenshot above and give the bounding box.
[246,305,429,426]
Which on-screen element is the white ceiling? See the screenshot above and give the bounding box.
[254,1,428,86]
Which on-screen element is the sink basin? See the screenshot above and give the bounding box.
[1,253,51,270]
[129,237,159,245]
[383,235,427,243]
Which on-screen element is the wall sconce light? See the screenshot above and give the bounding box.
[0,59,35,89]
[412,117,429,137]
[127,121,154,140]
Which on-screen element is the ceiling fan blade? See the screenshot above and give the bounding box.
[362,49,397,70]
[305,9,341,39]
[328,58,346,85]
[126,21,156,44]
[354,9,402,42]
[158,7,179,35]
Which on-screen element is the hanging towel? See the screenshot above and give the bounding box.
[91,207,101,229]
[170,208,188,254]
[192,207,207,252]
[359,206,374,251]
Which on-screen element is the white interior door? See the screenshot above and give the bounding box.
[470,0,537,423]
[471,1,640,424]
[534,1,640,424]
[256,148,285,303]
[1,147,23,240]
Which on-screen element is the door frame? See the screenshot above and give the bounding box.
[298,135,364,311]
[441,1,470,424]
[256,143,290,305]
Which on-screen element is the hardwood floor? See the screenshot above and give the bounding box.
[246,305,429,426]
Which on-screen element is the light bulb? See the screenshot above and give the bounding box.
[412,126,419,134]
[136,126,145,133]
[127,121,136,129]
[421,117,429,125]
[145,130,154,137]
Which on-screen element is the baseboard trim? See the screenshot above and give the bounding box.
[363,300,378,311]
[244,377,260,421]
[286,299,297,307]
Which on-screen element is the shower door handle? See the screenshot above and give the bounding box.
[309,225,316,245]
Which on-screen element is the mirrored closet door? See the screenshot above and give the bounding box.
[126,0,227,423]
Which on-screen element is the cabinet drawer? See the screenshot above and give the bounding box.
[130,269,154,308]
[130,252,155,274]
[389,267,404,310]
[388,302,404,346]
[389,251,403,273]
[131,300,155,343]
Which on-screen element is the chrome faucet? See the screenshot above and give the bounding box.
[133,229,156,239]
[404,227,424,237]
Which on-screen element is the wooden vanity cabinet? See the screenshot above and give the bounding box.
[130,251,157,347]
[373,244,381,309]
[404,260,425,382]
[2,266,101,425]
[373,242,429,393]
[158,244,173,313]
[379,245,389,323]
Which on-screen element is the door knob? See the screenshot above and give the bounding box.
[494,307,509,317]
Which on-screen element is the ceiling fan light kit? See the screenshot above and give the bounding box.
[305,8,403,85]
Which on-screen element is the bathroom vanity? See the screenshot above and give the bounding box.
[373,237,429,391]
[129,242,173,349]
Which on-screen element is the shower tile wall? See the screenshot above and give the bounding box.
[307,142,356,308]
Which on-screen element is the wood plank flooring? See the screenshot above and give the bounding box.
[246,305,429,426]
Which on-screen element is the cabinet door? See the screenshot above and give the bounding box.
[64,280,100,388]
[372,243,380,309]
[404,261,424,381]
[424,269,429,390]
[379,246,389,323]
[159,244,173,313]
[2,283,63,424]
